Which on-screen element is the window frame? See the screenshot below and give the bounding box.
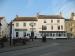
[16,32,19,37]
[61,25,63,30]
[58,26,60,30]
[42,25,47,30]
[16,23,19,27]
[51,25,53,30]
[23,23,26,26]
[57,20,60,23]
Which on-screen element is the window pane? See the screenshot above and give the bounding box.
[51,26,53,30]
[24,23,26,26]
[57,20,60,23]
[42,25,47,30]
[16,23,19,27]
[61,25,63,30]
[58,26,60,30]
[16,32,19,37]
[44,20,46,23]
[24,32,26,37]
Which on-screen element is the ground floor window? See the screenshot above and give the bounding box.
[23,32,26,37]
[46,33,49,36]
[50,33,52,36]
[16,32,19,37]
[40,31,66,37]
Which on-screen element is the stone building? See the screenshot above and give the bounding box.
[65,13,75,38]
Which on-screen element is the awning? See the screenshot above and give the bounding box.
[15,29,27,31]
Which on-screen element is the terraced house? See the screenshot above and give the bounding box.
[11,13,67,39]
[37,13,67,39]
[12,15,37,39]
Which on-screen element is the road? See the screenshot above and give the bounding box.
[0,39,75,56]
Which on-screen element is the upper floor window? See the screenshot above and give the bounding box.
[44,20,46,23]
[57,20,60,23]
[51,20,53,23]
[51,25,53,30]
[61,25,63,30]
[16,23,19,27]
[23,23,26,26]
[58,26,60,30]
[70,28,72,32]
[42,25,47,30]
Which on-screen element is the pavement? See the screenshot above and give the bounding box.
[0,39,53,53]
[0,39,75,56]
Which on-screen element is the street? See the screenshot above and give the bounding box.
[0,39,75,56]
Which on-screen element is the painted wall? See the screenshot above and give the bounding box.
[37,19,65,31]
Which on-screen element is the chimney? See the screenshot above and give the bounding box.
[71,12,75,16]
[16,15,18,18]
[71,12,75,20]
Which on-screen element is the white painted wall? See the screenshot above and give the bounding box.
[37,19,65,31]
[13,21,37,31]
[12,17,66,39]
[12,21,37,38]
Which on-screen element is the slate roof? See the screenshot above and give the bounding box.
[13,17,37,21]
[38,15,65,19]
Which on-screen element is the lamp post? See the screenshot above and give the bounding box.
[42,25,47,42]
[30,22,35,41]
[0,23,2,33]
[0,23,2,38]
[10,21,12,46]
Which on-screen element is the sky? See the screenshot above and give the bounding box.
[0,0,75,23]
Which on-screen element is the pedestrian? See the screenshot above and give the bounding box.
[42,34,46,42]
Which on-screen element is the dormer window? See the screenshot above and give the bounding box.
[44,20,46,23]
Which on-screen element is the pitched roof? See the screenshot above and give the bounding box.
[13,17,37,21]
[38,15,65,19]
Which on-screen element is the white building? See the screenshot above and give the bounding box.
[12,13,67,39]
[12,16,37,39]
[0,17,8,39]
[36,14,67,39]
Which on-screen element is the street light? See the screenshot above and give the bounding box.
[30,22,35,41]
[42,25,47,42]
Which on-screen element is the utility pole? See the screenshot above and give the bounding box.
[31,21,34,41]
[10,21,12,46]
